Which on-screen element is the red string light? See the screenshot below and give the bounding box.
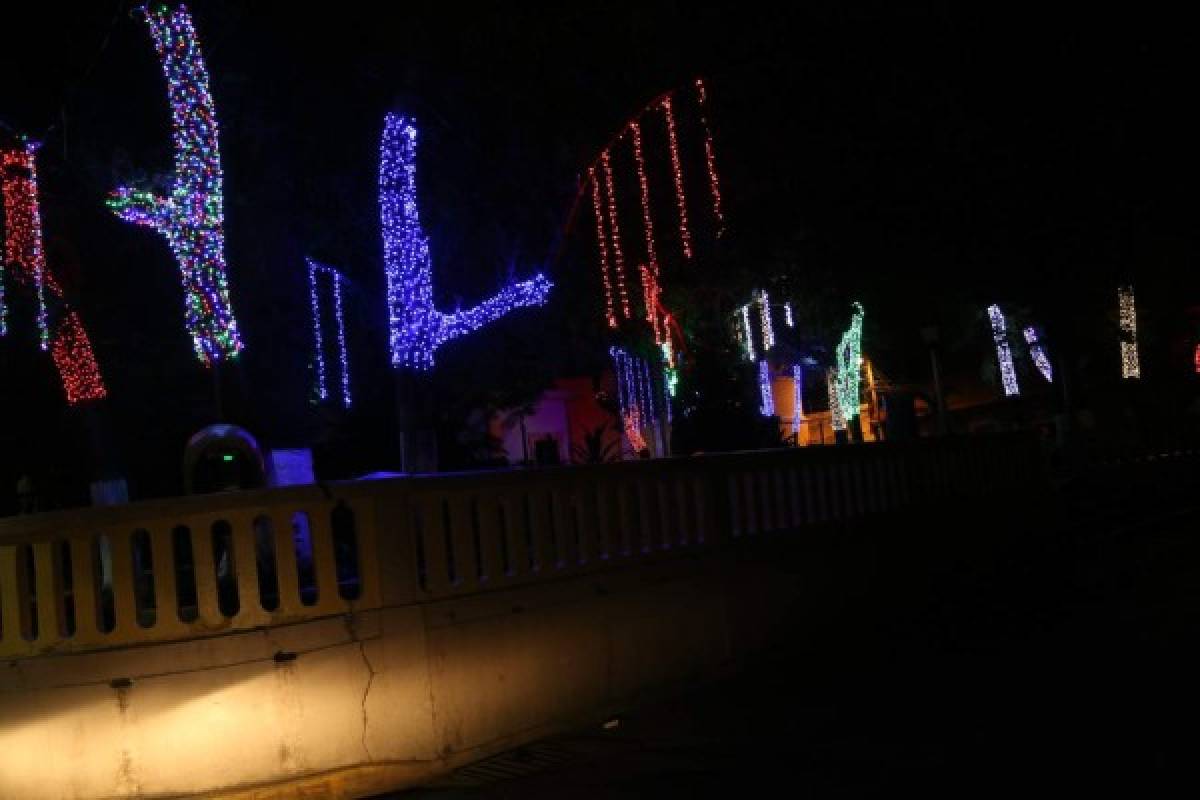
[695,78,725,235]
[600,150,631,318]
[660,94,693,260]
[587,167,617,328]
[2,143,108,405]
[629,120,662,331]
[51,312,108,404]
[2,144,50,349]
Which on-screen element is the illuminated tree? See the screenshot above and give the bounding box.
[107,4,243,366]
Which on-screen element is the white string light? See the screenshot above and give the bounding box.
[758,289,775,350]
[1023,325,1053,383]
[1118,285,1140,379]
[739,304,755,361]
[987,304,1020,396]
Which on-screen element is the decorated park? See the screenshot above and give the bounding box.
[2,3,1198,513]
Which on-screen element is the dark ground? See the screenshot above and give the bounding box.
[377,453,1200,797]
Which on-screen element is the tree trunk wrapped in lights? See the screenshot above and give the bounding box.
[106,4,243,366]
[380,114,552,371]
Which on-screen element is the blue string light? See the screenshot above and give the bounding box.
[792,364,803,435]
[758,359,774,416]
[307,258,352,407]
[106,4,242,365]
[380,114,552,370]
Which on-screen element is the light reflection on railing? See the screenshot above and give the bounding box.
[0,435,1037,659]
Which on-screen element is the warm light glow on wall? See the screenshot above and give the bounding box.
[1118,285,1140,379]
[987,304,1020,396]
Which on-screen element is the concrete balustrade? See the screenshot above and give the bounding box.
[0,435,1038,799]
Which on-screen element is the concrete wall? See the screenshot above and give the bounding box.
[0,435,1039,799]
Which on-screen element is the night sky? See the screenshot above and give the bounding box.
[2,3,1197,499]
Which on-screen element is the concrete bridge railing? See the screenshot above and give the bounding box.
[0,435,1038,798]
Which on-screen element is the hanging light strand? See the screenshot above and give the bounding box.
[587,168,617,328]
[308,260,327,401]
[694,78,725,234]
[660,95,693,259]
[333,272,351,407]
[600,150,631,318]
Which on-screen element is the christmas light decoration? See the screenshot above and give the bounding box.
[757,359,774,417]
[739,304,756,362]
[757,290,775,350]
[835,303,865,420]
[1118,285,1140,379]
[661,340,679,399]
[784,301,794,328]
[575,79,725,339]
[51,312,107,405]
[600,150,631,318]
[611,346,661,452]
[307,259,352,407]
[987,304,1020,396]
[629,120,658,270]
[660,95,693,260]
[2,143,50,349]
[2,142,108,405]
[792,364,803,436]
[694,78,725,234]
[587,168,617,328]
[381,114,552,370]
[107,4,242,365]
[827,368,846,432]
[1023,325,1053,383]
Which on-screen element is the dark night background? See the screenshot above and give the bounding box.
[2,3,1198,508]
